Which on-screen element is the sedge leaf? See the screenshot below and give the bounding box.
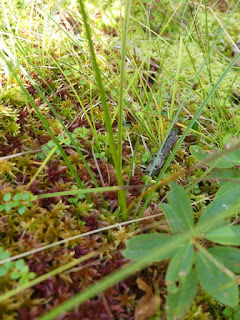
[166,269,197,320]
[208,247,240,274]
[123,234,185,262]
[196,251,238,307]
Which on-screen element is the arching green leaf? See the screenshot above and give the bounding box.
[205,226,240,246]
[166,269,197,320]
[166,243,195,294]
[196,251,238,307]
[123,234,185,262]
[208,247,240,274]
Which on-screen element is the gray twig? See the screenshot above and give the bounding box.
[143,130,178,176]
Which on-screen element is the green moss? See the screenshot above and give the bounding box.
[0,1,239,318]
[0,105,20,136]
[0,87,25,106]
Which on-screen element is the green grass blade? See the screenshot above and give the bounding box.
[0,251,97,304]
[135,0,240,218]
[117,0,131,217]
[78,0,126,211]
[0,47,90,200]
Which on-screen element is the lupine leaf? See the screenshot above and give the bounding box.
[166,243,195,294]
[196,251,238,307]
[123,234,185,262]
[160,182,194,234]
[205,225,240,246]
[190,145,237,168]
[166,269,197,320]
[198,185,240,233]
[208,247,240,274]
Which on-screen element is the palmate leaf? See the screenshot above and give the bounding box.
[166,269,197,320]
[208,247,240,274]
[166,243,195,294]
[196,251,238,307]
[197,185,240,233]
[160,182,194,234]
[205,225,240,246]
[122,234,186,262]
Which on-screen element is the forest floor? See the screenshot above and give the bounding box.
[0,0,240,319]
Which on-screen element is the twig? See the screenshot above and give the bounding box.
[143,130,178,176]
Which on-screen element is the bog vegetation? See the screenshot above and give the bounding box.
[0,0,240,319]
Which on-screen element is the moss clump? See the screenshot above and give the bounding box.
[0,105,20,136]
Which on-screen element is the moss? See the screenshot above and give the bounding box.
[0,105,20,136]
[0,160,19,181]
[0,87,25,106]
[0,1,239,319]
